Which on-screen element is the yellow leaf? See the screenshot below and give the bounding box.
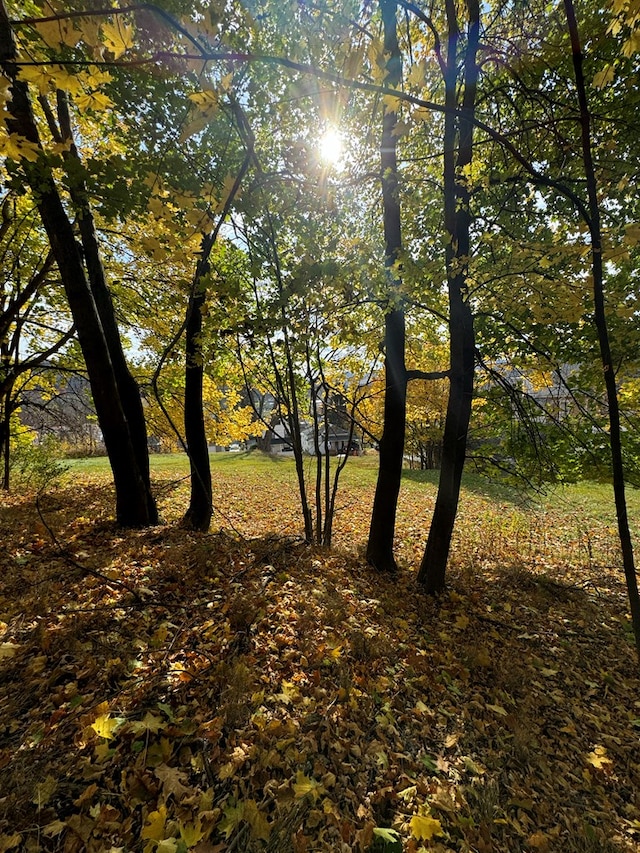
[83,67,113,89]
[0,642,20,659]
[178,819,206,847]
[128,712,165,734]
[407,60,427,87]
[18,65,53,96]
[74,91,113,112]
[156,840,178,853]
[141,805,167,842]
[592,65,615,88]
[0,833,22,852]
[587,745,612,769]
[486,703,508,716]
[50,67,85,97]
[409,813,443,841]
[90,712,123,740]
[454,614,469,630]
[101,19,135,59]
[382,93,402,112]
[32,776,57,806]
[42,820,66,838]
[35,18,81,48]
[293,771,324,801]
[244,800,271,841]
[188,90,219,112]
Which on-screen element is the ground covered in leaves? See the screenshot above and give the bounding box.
[0,455,639,853]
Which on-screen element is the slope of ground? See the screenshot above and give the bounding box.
[0,454,638,852]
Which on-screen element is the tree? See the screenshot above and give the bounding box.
[0,192,76,486]
[418,0,480,591]
[562,0,640,659]
[0,3,157,525]
[366,0,407,572]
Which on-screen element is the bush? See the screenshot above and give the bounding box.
[9,435,68,492]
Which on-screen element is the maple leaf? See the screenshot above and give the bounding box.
[128,711,165,734]
[292,771,325,801]
[409,812,443,841]
[373,826,401,843]
[244,800,271,841]
[178,819,206,846]
[219,802,244,839]
[0,134,40,163]
[154,764,191,800]
[587,746,613,769]
[0,833,22,852]
[35,18,81,48]
[32,776,57,806]
[141,805,167,841]
[17,66,53,96]
[74,91,114,112]
[101,20,135,59]
[91,712,123,740]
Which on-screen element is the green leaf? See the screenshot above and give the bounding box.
[373,827,401,843]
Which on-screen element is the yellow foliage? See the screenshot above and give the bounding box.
[0,133,41,163]
[141,804,167,841]
[101,19,136,59]
[409,811,443,841]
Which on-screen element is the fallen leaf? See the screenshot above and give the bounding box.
[409,813,443,841]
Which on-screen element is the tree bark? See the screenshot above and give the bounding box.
[181,153,249,531]
[418,0,479,591]
[366,0,406,572]
[182,252,213,531]
[563,0,640,661]
[55,91,157,524]
[0,2,156,526]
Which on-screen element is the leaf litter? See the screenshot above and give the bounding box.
[0,466,639,852]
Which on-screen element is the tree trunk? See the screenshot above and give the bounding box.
[0,2,156,526]
[563,0,640,661]
[181,154,249,531]
[366,0,406,573]
[1,383,11,490]
[418,0,479,591]
[55,92,157,524]
[182,255,213,531]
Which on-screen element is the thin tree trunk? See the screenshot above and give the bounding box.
[418,0,479,591]
[366,0,406,572]
[182,255,213,531]
[563,0,640,661]
[1,384,11,490]
[0,2,156,526]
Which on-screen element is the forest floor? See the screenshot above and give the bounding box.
[0,453,639,853]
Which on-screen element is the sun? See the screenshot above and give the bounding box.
[318,127,344,167]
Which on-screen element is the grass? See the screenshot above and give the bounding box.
[64,448,640,531]
[62,449,640,580]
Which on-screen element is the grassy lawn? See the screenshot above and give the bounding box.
[65,448,640,529]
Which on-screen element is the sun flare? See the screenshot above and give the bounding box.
[318,128,344,166]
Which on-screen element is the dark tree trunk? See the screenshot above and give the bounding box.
[418,0,479,591]
[366,0,406,573]
[182,255,213,531]
[0,2,156,526]
[563,0,640,661]
[1,384,11,490]
[55,92,157,524]
[181,154,249,531]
